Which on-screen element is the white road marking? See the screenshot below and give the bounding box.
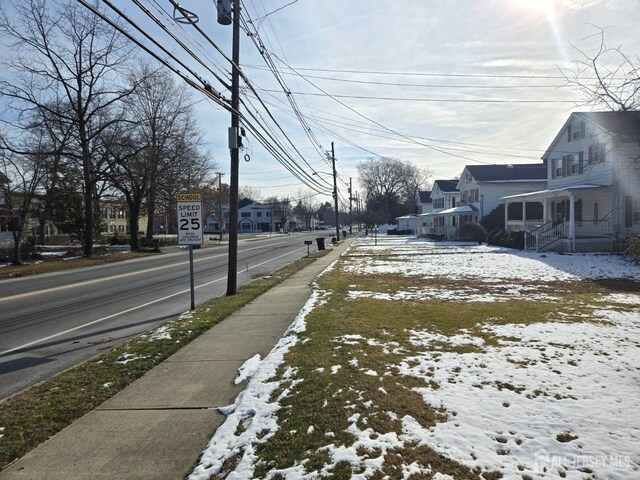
[0,239,292,303]
[0,245,306,357]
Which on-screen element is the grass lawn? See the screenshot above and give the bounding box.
[190,238,640,480]
[0,250,329,470]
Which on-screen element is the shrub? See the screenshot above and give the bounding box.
[387,229,414,236]
[625,235,640,264]
[458,223,487,243]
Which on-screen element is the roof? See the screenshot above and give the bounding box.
[465,164,547,182]
[501,184,608,201]
[418,190,432,203]
[543,111,640,159]
[426,205,478,217]
[577,111,640,136]
[238,198,254,209]
[433,179,459,193]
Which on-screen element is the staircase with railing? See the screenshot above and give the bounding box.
[525,221,566,252]
[525,216,614,252]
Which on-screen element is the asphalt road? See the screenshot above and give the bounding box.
[0,232,331,399]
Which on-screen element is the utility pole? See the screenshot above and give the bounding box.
[349,177,353,235]
[218,0,241,296]
[331,142,340,242]
[215,171,225,242]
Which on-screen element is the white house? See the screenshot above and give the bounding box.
[395,214,419,234]
[457,163,547,225]
[236,198,296,233]
[417,190,432,214]
[420,179,460,238]
[503,111,640,252]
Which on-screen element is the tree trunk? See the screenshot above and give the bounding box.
[129,200,141,250]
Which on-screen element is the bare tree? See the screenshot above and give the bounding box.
[264,196,291,232]
[561,26,640,111]
[0,132,50,264]
[239,185,262,202]
[358,157,431,223]
[292,190,319,230]
[0,0,135,256]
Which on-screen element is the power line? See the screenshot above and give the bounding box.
[256,88,576,104]
[244,64,586,80]
[245,66,568,89]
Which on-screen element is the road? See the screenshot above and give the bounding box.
[0,232,329,399]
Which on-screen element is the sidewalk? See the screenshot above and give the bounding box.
[0,238,354,480]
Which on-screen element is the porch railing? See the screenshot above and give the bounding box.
[506,219,545,233]
[525,221,566,252]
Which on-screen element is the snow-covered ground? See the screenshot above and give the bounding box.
[190,237,640,480]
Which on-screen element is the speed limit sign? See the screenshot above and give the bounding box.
[177,193,203,245]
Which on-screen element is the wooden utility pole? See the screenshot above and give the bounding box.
[226,0,240,295]
[349,177,353,235]
[331,142,340,242]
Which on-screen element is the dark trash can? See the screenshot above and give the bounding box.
[315,237,326,250]
[343,230,347,238]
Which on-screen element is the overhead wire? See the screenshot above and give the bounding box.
[240,4,329,163]
[82,0,332,195]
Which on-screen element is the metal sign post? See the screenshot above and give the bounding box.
[177,193,203,310]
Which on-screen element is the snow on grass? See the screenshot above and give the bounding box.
[188,289,324,480]
[234,354,262,385]
[190,236,640,479]
[345,237,640,283]
[397,313,640,479]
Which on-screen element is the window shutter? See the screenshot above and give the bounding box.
[588,146,593,165]
[562,156,568,177]
[578,151,584,174]
[625,196,633,228]
[580,121,586,138]
[567,124,572,142]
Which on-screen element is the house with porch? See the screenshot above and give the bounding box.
[419,179,460,238]
[503,111,640,252]
[457,164,547,226]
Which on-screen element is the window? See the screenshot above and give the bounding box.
[571,155,580,174]
[624,196,639,227]
[554,158,563,178]
[562,155,573,176]
[241,212,251,218]
[257,212,262,217]
[588,144,605,164]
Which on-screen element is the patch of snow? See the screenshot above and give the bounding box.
[234,354,262,385]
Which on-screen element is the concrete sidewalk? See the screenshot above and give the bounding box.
[0,238,354,480]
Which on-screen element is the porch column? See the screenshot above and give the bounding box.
[522,201,527,228]
[543,199,548,223]
[504,201,509,231]
[569,193,576,252]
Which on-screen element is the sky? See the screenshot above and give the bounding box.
[187,236,640,479]
[5,0,640,207]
